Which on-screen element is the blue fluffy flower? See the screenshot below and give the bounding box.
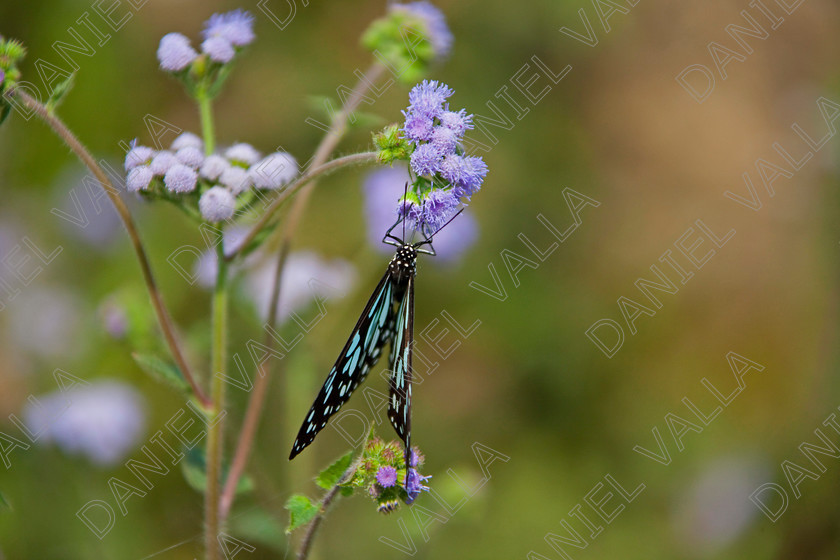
[203,10,255,47]
[157,33,197,72]
[410,143,443,176]
[405,468,431,504]
[202,36,235,64]
[407,80,452,119]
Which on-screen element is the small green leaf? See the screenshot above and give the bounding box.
[132,352,189,391]
[46,72,75,112]
[316,451,354,490]
[285,494,319,533]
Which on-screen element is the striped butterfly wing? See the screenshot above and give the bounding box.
[387,274,414,473]
[289,271,398,460]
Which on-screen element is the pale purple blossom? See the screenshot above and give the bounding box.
[171,131,203,151]
[202,36,235,64]
[225,143,261,166]
[200,154,230,181]
[126,165,153,192]
[23,381,146,466]
[157,32,197,72]
[219,166,251,195]
[199,186,236,222]
[150,151,178,176]
[430,126,458,155]
[439,109,473,136]
[163,164,198,193]
[403,112,434,143]
[203,10,256,47]
[250,152,298,190]
[124,144,154,171]
[8,288,83,359]
[175,146,204,169]
[439,154,487,196]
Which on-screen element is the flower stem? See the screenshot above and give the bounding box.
[296,456,361,560]
[10,87,210,407]
[204,235,229,560]
[197,87,216,155]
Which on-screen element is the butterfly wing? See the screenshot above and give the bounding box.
[289,271,397,460]
[387,274,414,472]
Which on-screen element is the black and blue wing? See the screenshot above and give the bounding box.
[387,274,414,472]
[289,271,398,460]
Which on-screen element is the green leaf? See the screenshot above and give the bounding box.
[46,72,75,112]
[285,494,319,533]
[316,451,354,490]
[180,446,254,495]
[132,352,189,392]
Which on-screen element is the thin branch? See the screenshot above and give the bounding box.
[11,88,210,407]
[223,150,379,262]
[297,456,362,560]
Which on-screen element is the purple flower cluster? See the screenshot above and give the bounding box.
[125,133,297,223]
[405,468,431,504]
[156,10,254,71]
[401,80,488,232]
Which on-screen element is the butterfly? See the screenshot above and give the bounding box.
[289,199,460,475]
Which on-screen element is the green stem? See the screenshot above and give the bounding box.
[204,234,229,560]
[198,87,216,155]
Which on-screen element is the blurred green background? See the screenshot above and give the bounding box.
[2,0,840,558]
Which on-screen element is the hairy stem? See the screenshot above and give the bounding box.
[11,88,210,407]
[204,237,229,560]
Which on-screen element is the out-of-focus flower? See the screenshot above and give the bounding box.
[157,33,197,72]
[363,165,478,263]
[23,380,146,466]
[8,288,83,359]
[250,152,298,190]
[126,166,153,192]
[203,9,255,47]
[672,456,769,553]
[150,151,178,176]
[193,226,258,289]
[219,166,251,195]
[200,154,230,181]
[225,143,261,166]
[171,131,203,151]
[199,186,236,223]
[202,36,235,64]
[245,251,357,322]
[390,1,453,61]
[98,299,128,340]
[175,146,204,169]
[124,144,154,171]
[164,164,198,193]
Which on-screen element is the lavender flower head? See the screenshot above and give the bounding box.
[405,468,431,504]
[23,380,146,466]
[203,10,255,47]
[363,165,478,263]
[390,2,453,61]
[376,465,398,488]
[202,36,235,64]
[157,33,197,72]
[199,186,236,222]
